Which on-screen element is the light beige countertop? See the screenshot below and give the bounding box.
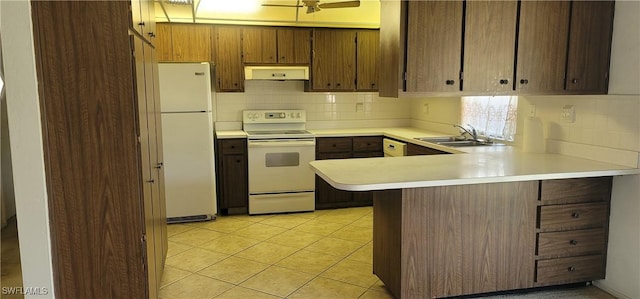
[310,150,640,191]
[215,130,246,139]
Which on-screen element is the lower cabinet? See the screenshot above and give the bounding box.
[534,177,612,286]
[407,142,450,156]
[315,136,383,209]
[216,138,248,214]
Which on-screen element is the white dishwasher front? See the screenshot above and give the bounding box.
[383,138,407,157]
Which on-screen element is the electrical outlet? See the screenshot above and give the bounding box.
[356,102,364,112]
[528,104,536,117]
[423,103,430,114]
[561,105,575,123]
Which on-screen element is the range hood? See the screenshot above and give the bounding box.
[244,66,309,80]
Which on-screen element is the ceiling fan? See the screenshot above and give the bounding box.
[262,0,360,14]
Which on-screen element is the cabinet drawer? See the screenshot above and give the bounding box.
[353,136,383,152]
[352,151,383,158]
[537,228,606,258]
[219,139,246,154]
[317,137,352,153]
[540,177,612,204]
[536,255,604,284]
[539,202,608,231]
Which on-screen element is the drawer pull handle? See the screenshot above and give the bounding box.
[568,266,576,272]
[571,212,580,218]
[569,239,578,245]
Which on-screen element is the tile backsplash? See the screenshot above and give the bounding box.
[214,81,411,129]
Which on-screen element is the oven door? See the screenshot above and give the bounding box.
[247,138,316,194]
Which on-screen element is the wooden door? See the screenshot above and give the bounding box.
[312,29,335,90]
[356,30,379,91]
[516,1,570,93]
[463,1,517,93]
[242,27,277,64]
[171,24,212,62]
[277,28,311,64]
[334,30,357,90]
[215,27,244,91]
[155,23,173,61]
[405,0,463,92]
[31,1,150,297]
[565,1,614,94]
[221,154,248,209]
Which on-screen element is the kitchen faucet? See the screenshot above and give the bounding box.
[454,124,479,141]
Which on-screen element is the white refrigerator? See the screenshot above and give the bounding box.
[158,62,217,223]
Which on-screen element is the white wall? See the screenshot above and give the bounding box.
[409,97,461,135]
[215,80,411,130]
[0,1,55,298]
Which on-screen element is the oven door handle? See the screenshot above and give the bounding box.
[248,139,316,148]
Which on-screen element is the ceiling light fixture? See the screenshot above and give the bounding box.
[198,0,260,13]
[166,0,193,6]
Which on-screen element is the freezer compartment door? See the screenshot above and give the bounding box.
[162,112,216,218]
[158,63,212,112]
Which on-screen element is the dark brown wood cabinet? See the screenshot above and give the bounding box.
[311,29,357,91]
[406,143,450,156]
[405,0,463,93]
[242,27,278,64]
[30,1,166,298]
[243,27,311,65]
[155,23,212,62]
[516,1,571,94]
[277,28,312,64]
[463,1,517,93]
[315,136,383,209]
[565,1,615,94]
[216,138,248,214]
[215,27,245,92]
[535,177,612,286]
[356,30,380,91]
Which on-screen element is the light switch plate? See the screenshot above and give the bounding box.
[561,105,575,123]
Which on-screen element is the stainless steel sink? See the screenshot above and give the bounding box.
[414,136,504,147]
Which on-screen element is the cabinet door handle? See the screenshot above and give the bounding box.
[147,179,155,183]
[571,78,578,84]
[499,79,509,85]
[569,239,578,245]
[138,22,145,26]
[520,79,529,84]
[154,162,163,169]
[336,83,341,87]
[567,266,576,272]
[571,212,580,218]
[445,80,455,85]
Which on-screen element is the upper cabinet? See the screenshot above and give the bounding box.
[565,1,615,94]
[243,27,311,64]
[516,1,570,94]
[130,0,156,42]
[277,28,312,64]
[215,26,244,92]
[405,1,462,93]
[155,23,212,62]
[356,30,380,91]
[379,0,615,97]
[242,27,278,64]
[311,29,357,91]
[463,1,517,93]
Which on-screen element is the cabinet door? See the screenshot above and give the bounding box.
[155,23,173,62]
[171,24,211,62]
[405,0,462,92]
[356,30,380,91]
[221,154,248,209]
[242,27,277,64]
[516,1,570,93]
[565,1,614,94]
[312,29,336,90]
[277,28,311,64]
[215,27,244,91]
[312,29,356,90]
[463,1,517,93]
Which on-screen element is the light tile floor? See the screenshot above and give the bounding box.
[160,207,387,299]
[160,207,616,299]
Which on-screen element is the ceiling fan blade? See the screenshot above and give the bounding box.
[318,0,360,9]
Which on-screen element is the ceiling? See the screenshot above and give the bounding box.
[154,0,380,28]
